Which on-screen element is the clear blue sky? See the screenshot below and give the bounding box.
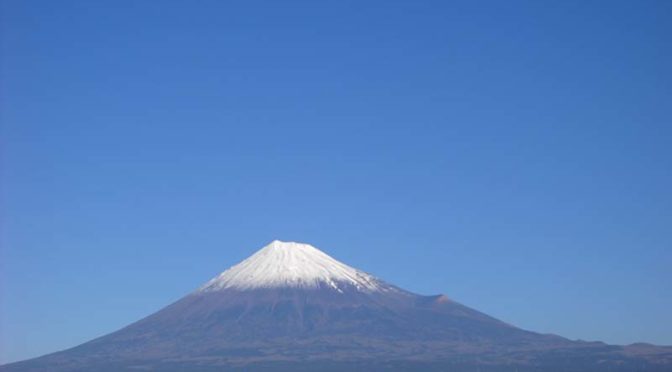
[1,0,671,364]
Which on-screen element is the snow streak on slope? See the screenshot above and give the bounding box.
[199,240,386,293]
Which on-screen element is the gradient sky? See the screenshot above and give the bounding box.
[1,0,671,365]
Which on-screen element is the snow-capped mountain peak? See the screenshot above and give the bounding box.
[199,240,386,293]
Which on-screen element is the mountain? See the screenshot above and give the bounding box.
[2,240,671,372]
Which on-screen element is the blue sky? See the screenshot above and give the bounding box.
[1,0,671,364]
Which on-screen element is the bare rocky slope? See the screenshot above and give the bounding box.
[3,241,671,372]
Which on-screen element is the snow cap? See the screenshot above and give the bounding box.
[199,240,384,293]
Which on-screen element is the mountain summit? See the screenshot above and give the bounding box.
[3,241,671,372]
[200,240,386,292]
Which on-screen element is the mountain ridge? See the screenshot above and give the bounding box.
[3,240,671,372]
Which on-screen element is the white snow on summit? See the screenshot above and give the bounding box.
[199,240,386,293]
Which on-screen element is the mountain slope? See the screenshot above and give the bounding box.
[3,241,671,372]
